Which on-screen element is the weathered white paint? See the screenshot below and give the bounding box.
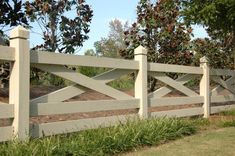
[200,56,210,118]
[30,50,139,69]
[9,26,30,139]
[151,107,203,118]
[30,85,85,105]
[211,76,235,94]
[0,104,14,119]
[149,96,203,107]
[30,99,139,116]
[211,94,235,103]
[211,105,235,114]
[135,46,148,119]
[148,74,198,98]
[0,127,13,142]
[33,64,133,100]
[30,69,133,104]
[211,76,234,96]
[151,73,199,97]
[0,46,15,61]
[148,62,203,74]
[210,68,235,76]
[30,114,137,137]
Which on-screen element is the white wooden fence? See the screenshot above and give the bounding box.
[0,26,235,142]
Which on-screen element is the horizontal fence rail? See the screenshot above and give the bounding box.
[30,114,137,137]
[0,26,235,142]
[151,107,204,118]
[30,99,139,116]
[148,62,203,74]
[210,68,235,76]
[30,50,139,69]
[211,95,235,103]
[0,46,15,61]
[211,105,235,114]
[0,104,14,119]
[149,96,204,107]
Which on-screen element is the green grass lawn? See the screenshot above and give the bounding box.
[123,109,235,156]
[124,127,235,156]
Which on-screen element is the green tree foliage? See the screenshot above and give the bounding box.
[0,0,28,33]
[95,19,129,58]
[0,0,93,86]
[182,0,235,68]
[192,38,233,69]
[120,0,193,65]
[182,0,235,35]
[0,0,29,87]
[25,0,93,54]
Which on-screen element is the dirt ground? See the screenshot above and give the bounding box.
[0,86,231,127]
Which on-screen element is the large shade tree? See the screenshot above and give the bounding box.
[182,0,235,68]
[25,0,93,85]
[0,0,28,44]
[120,0,193,65]
[120,0,193,91]
[0,0,93,86]
[25,0,93,54]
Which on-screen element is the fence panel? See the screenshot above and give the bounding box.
[30,99,139,116]
[210,67,235,104]
[31,50,139,69]
[30,114,137,137]
[1,26,235,142]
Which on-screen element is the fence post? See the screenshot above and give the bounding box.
[200,56,210,118]
[134,46,148,119]
[9,26,30,139]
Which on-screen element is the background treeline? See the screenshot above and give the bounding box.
[0,0,234,90]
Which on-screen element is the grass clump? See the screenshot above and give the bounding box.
[108,76,134,90]
[219,109,235,116]
[221,120,235,127]
[0,118,196,156]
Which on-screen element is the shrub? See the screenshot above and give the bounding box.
[0,118,196,156]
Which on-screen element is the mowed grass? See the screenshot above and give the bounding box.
[123,109,235,156]
[0,118,196,156]
[124,127,235,156]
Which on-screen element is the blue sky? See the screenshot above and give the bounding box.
[31,0,208,54]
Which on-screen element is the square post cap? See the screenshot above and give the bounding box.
[10,26,29,39]
[134,45,147,55]
[200,56,209,63]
